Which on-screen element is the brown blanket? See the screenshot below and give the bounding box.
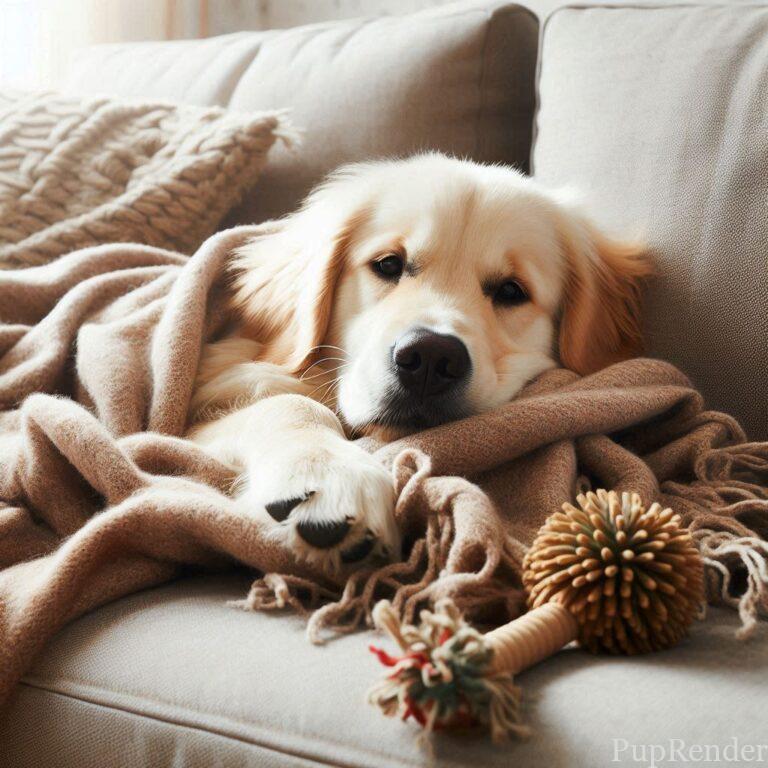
[1,227,767,708]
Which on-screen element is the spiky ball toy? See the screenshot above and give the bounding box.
[368,490,704,741]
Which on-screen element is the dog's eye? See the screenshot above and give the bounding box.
[371,254,404,280]
[493,279,528,306]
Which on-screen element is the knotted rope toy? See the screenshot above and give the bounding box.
[368,489,705,741]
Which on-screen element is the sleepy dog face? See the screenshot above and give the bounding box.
[329,167,566,432]
[232,154,648,437]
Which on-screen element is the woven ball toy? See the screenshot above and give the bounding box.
[368,489,704,741]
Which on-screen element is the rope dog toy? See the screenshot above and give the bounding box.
[368,489,705,741]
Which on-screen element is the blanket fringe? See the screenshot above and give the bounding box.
[239,440,767,643]
[662,438,768,639]
[241,508,525,644]
[240,526,768,645]
[228,573,339,619]
[241,518,768,645]
[693,529,768,640]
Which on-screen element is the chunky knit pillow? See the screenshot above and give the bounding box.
[0,89,289,268]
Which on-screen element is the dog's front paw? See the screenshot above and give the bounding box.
[239,435,399,571]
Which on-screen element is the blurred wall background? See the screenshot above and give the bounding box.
[255,0,460,27]
[1,0,203,89]
[202,1,464,36]
[0,0,465,90]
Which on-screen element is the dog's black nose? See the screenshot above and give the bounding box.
[393,329,470,398]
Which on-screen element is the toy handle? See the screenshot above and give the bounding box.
[486,602,578,676]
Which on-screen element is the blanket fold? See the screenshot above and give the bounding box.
[0,228,766,709]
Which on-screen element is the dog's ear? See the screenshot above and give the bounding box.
[230,180,368,372]
[556,207,651,375]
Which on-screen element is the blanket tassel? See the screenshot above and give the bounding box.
[694,529,768,640]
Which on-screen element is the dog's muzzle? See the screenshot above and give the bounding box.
[375,327,471,429]
[392,328,470,397]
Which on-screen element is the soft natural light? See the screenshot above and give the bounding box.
[0,0,46,88]
[0,0,172,90]
[0,2,766,766]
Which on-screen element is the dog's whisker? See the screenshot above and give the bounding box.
[307,376,340,403]
[300,366,341,381]
[300,366,347,383]
[306,344,347,352]
[308,355,347,363]
[305,344,349,359]
[300,363,348,383]
[300,357,348,380]
[307,378,337,400]
[303,356,347,368]
[311,359,348,369]
[318,384,339,408]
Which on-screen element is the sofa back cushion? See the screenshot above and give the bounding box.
[66,3,538,223]
[533,4,768,438]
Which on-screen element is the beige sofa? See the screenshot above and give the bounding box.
[2,2,766,766]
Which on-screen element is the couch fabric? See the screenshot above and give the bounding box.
[533,4,768,440]
[0,90,285,268]
[2,573,765,768]
[2,2,766,767]
[65,2,538,223]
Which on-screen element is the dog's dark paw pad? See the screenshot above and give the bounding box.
[296,518,350,549]
[265,492,313,522]
[341,534,375,563]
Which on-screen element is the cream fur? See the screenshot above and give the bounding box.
[187,154,648,570]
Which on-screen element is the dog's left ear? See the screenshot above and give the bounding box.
[556,208,651,375]
[229,184,368,372]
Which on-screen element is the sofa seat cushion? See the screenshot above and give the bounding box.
[65,3,538,223]
[532,3,768,439]
[0,573,764,768]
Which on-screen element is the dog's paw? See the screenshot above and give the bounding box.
[238,435,399,571]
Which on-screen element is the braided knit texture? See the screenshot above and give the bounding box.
[0,89,289,268]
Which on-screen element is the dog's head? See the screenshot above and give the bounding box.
[232,154,649,437]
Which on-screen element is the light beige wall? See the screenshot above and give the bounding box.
[2,0,539,90]
[206,1,544,32]
[207,0,768,32]
[18,0,745,90]
[252,0,461,28]
[1,0,205,89]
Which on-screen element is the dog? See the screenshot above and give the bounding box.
[187,153,649,571]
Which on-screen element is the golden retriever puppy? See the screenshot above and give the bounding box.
[187,154,648,570]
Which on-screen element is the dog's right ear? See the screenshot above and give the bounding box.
[555,203,651,375]
[229,175,369,373]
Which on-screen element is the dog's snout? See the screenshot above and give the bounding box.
[392,329,470,398]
